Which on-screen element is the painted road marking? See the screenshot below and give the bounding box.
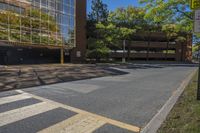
[62,115,105,133]
[38,114,88,133]
[0,102,58,126]
[0,93,31,105]
[52,83,101,93]
[38,114,106,133]
[0,102,45,118]
[91,76,131,82]
[16,90,141,132]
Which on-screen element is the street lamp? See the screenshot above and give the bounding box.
[197,46,200,100]
[122,40,126,63]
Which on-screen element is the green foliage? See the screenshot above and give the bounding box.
[87,0,109,41]
[192,34,200,52]
[140,0,195,44]
[140,0,190,20]
[87,6,139,60]
[87,0,110,61]
[0,30,8,40]
[162,24,178,39]
[87,39,110,60]
[108,6,146,30]
[192,45,199,52]
[87,1,195,61]
[87,17,135,61]
[139,0,197,49]
[96,22,135,48]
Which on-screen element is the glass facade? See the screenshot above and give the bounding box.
[0,0,75,47]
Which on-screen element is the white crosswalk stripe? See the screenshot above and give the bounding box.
[0,102,58,126]
[0,90,140,133]
[0,94,31,105]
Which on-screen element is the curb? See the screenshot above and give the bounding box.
[140,68,198,133]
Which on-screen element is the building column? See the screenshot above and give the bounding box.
[70,0,87,63]
[60,48,64,64]
[175,42,182,61]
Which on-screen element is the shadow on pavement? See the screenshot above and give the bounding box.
[0,64,126,92]
[0,63,197,92]
[112,63,198,70]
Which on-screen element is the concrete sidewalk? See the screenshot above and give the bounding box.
[0,64,121,92]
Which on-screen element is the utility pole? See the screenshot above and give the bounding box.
[197,46,200,100]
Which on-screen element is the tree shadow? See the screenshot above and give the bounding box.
[0,65,126,92]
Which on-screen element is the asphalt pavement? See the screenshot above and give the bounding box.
[0,63,197,133]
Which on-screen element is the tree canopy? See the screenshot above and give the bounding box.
[87,0,196,61]
[88,0,109,22]
[139,0,193,32]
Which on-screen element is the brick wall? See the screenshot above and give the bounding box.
[70,0,87,63]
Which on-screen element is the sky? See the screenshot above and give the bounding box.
[87,0,140,13]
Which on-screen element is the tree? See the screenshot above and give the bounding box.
[162,24,180,57]
[139,0,193,32]
[108,6,146,30]
[139,0,193,42]
[87,6,146,61]
[87,39,110,61]
[106,6,146,47]
[96,22,135,49]
[139,0,193,59]
[87,0,109,40]
[86,1,195,62]
[88,0,109,22]
[87,0,109,61]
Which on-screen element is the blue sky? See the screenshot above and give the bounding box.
[87,0,140,13]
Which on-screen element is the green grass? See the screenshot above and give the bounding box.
[158,73,200,133]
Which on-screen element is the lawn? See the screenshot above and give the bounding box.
[158,72,200,133]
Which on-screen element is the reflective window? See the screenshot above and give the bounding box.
[0,0,75,47]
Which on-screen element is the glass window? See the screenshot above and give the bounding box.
[0,0,75,46]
